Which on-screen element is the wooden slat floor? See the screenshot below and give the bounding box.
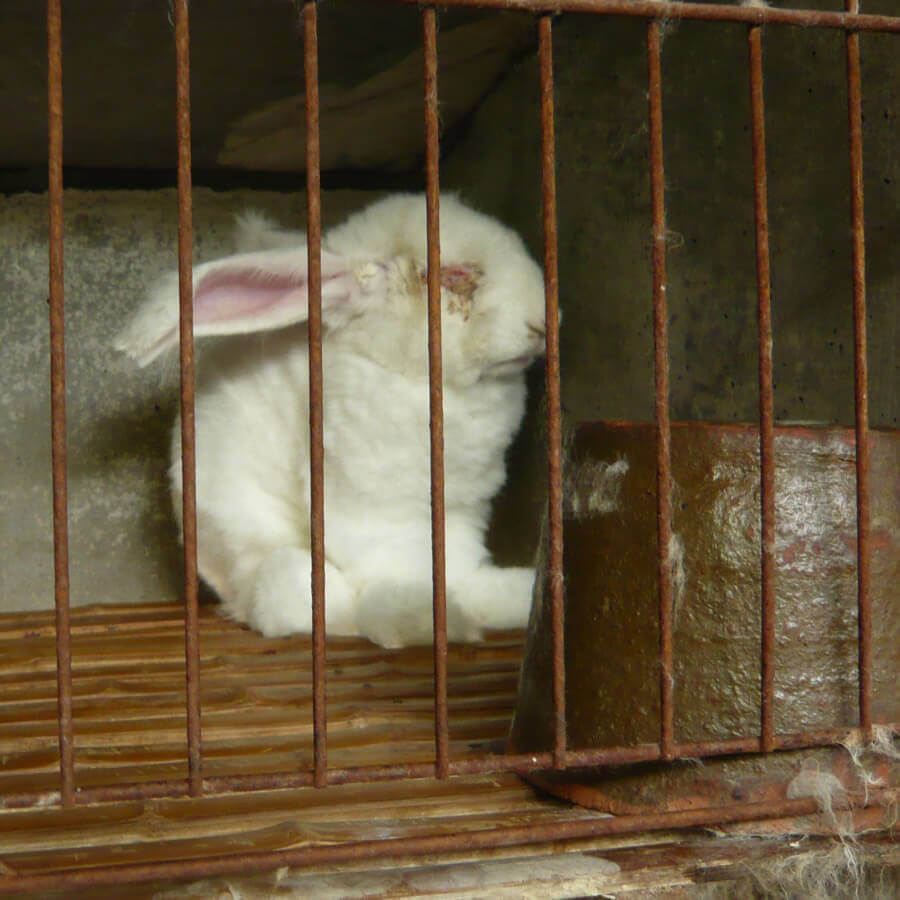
[1,603,588,883]
[0,602,523,791]
[1,603,896,897]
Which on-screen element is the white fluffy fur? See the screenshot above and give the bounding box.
[115,194,546,647]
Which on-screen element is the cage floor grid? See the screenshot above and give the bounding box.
[1,603,896,897]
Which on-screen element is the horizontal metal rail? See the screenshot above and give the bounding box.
[365,0,900,33]
[2,725,889,811]
[6,791,895,894]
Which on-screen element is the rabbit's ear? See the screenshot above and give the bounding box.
[116,248,360,366]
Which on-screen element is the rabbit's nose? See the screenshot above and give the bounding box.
[527,323,546,340]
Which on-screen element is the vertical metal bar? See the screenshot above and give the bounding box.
[304,0,328,788]
[422,6,450,780]
[646,18,675,760]
[844,0,872,737]
[747,25,777,753]
[538,15,566,768]
[46,0,75,808]
[173,0,203,796]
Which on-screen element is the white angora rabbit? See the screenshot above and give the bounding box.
[116,194,546,647]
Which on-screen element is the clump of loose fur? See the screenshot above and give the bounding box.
[668,531,686,619]
[839,725,899,818]
[745,730,899,899]
[748,841,896,900]
[787,763,849,830]
[564,457,630,518]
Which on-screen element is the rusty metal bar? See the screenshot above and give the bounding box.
[422,6,450,780]
[3,724,892,811]
[367,0,900,33]
[303,0,328,789]
[844,0,872,739]
[537,15,566,769]
[173,0,203,797]
[0,796,844,894]
[747,25,777,754]
[646,18,674,760]
[46,0,74,808]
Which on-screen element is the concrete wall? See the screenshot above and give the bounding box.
[0,189,375,610]
[443,13,897,428]
[442,13,898,564]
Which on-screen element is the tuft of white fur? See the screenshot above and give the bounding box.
[564,457,630,518]
[839,725,899,804]
[232,209,303,254]
[668,531,686,620]
[115,194,547,646]
[745,745,898,899]
[746,841,894,900]
[786,765,847,825]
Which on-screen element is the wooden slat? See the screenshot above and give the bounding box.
[60,831,899,900]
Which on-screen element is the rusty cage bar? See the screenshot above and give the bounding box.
[173,0,204,800]
[537,13,567,769]
[645,15,676,762]
[747,18,777,754]
[302,0,329,790]
[45,0,74,810]
[4,0,895,892]
[422,6,452,780]
[844,0,873,740]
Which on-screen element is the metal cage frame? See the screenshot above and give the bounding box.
[2,0,898,892]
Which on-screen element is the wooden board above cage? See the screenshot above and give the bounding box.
[0,1,530,174]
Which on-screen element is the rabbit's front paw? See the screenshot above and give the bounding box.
[452,565,536,631]
[356,581,483,648]
[247,547,357,638]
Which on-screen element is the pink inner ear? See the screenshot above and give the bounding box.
[194,270,308,325]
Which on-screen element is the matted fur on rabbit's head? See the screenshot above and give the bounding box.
[116,193,547,388]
